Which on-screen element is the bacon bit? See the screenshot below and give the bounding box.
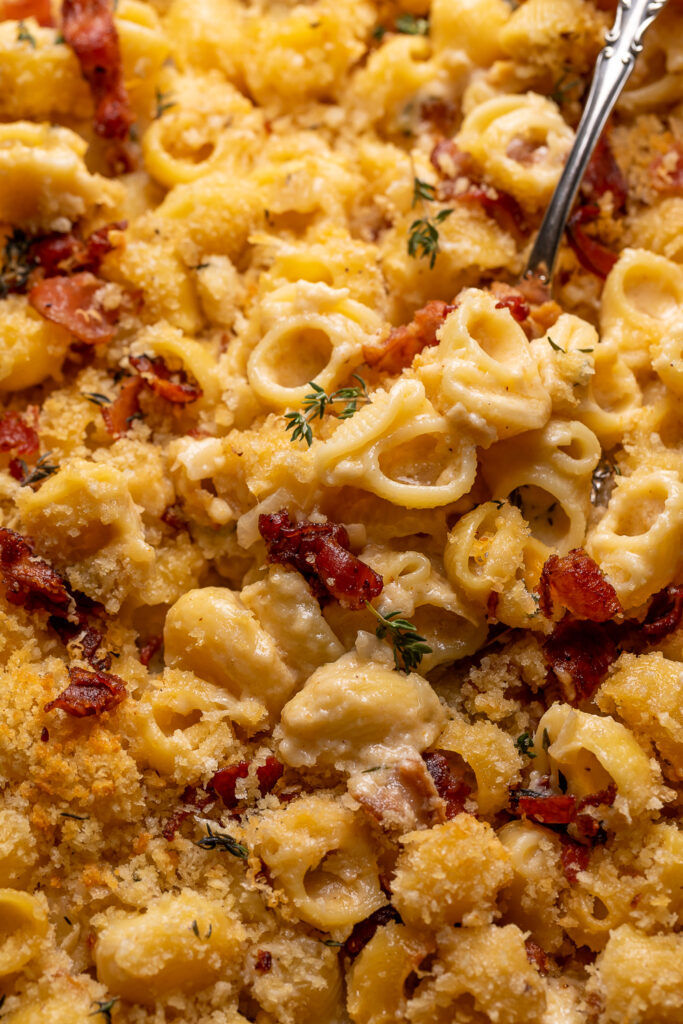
[420,99,458,135]
[422,752,472,820]
[129,354,202,406]
[581,134,628,212]
[566,205,618,279]
[362,299,454,373]
[101,377,143,438]
[209,761,249,810]
[343,905,402,960]
[44,665,126,717]
[138,634,162,667]
[429,139,473,181]
[495,294,530,323]
[454,185,528,242]
[31,221,126,278]
[0,0,52,24]
[256,756,285,795]
[578,783,617,813]
[0,411,39,457]
[160,504,187,531]
[510,790,577,825]
[40,726,49,742]
[161,785,216,842]
[544,618,616,705]
[621,584,683,652]
[560,835,591,884]
[49,617,110,669]
[254,950,272,974]
[525,938,550,975]
[29,272,118,345]
[62,0,134,141]
[0,527,72,615]
[538,549,622,622]
[258,509,383,610]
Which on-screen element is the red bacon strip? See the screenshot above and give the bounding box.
[581,134,628,212]
[258,509,383,609]
[566,205,618,279]
[0,411,39,456]
[510,790,577,825]
[0,527,72,615]
[62,0,134,141]
[422,751,471,819]
[210,761,249,809]
[137,633,162,667]
[620,584,683,653]
[254,950,273,974]
[525,939,550,975]
[0,0,53,25]
[343,905,402,960]
[129,355,202,406]
[544,618,617,705]
[256,755,285,794]
[30,222,126,278]
[44,664,126,717]
[538,549,622,622]
[494,293,529,323]
[101,377,143,437]
[429,139,473,181]
[49,616,110,670]
[455,185,528,242]
[560,836,591,884]
[363,300,454,374]
[29,272,118,345]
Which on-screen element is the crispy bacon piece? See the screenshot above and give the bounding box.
[101,377,143,437]
[254,950,273,974]
[129,355,202,406]
[343,905,402,960]
[582,134,628,212]
[210,761,249,809]
[455,185,528,242]
[161,785,215,842]
[525,939,549,975]
[566,205,618,279]
[160,504,186,531]
[62,0,134,141]
[44,665,126,717]
[0,0,53,24]
[258,509,383,609]
[29,272,118,345]
[488,280,561,340]
[538,549,622,622]
[429,138,473,180]
[362,299,454,373]
[494,293,530,323]
[0,527,72,615]
[544,618,617,705]
[138,633,162,667]
[256,755,285,795]
[0,411,39,456]
[560,836,591,884]
[420,99,458,135]
[621,584,683,652]
[31,222,126,278]
[510,790,577,824]
[422,752,472,819]
[49,617,109,669]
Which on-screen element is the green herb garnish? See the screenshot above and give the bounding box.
[407,209,453,269]
[366,603,432,673]
[515,732,536,758]
[90,999,118,1023]
[284,375,369,446]
[16,20,36,47]
[154,88,175,119]
[17,452,59,488]
[395,13,429,35]
[194,823,248,859]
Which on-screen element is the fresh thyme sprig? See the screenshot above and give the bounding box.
[395,13,429,35]
[194,823,248,859]
[412,176,436,206]
[90,999,119,1023]
[365,603,432,673]
[154,88,175,119]
[408,208,453,269]
[17,452,59,488]
[515,732,536,758]
[0,228,36,297]
[82,392,112,407]
[16,20,36,47]
[284,375,369,447]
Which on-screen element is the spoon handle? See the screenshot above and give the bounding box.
[525,0,669,283]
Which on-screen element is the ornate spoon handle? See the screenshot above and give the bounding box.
[526,0,668,283]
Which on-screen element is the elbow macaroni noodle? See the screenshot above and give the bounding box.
[1,0,683,1021]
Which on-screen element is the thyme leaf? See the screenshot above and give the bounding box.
[515,732,536,758]
[90,999,119,1023]
[16,20,36,47]
[365,603,432,673]
[82,392,112,406]
[412,176,436,206]
[407,210,452,268]
[395,13,429,34]
[17,452,59,488]
[0,228,36,297]
[154,88,175,119]
[284,375,369,446]
[194,823,248,859]
[546,335,566,353]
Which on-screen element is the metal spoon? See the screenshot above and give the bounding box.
[525,0,669,285]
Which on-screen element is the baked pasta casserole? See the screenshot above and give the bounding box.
[0,0,682,1021]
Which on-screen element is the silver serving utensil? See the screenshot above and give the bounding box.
[526,0,669,285]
